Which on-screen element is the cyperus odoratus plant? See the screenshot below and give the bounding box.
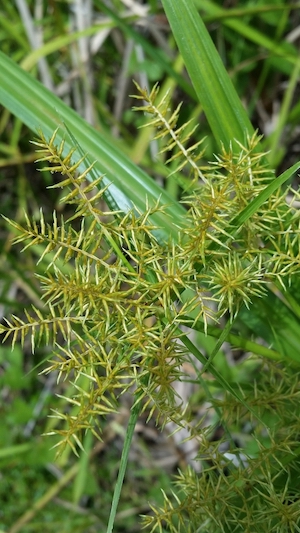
[1,84,300,532]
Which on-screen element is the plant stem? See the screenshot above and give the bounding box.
[106,395,142,533]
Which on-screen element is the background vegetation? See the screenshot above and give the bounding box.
[0,1,300,532]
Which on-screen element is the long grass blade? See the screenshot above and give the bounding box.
[161,0,255,149]
[0,51,186,241]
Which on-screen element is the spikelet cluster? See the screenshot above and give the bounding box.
[1,84,300,532]
[1,102,300,451]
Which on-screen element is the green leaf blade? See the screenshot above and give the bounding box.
[0,51,186,242]
[161,0,255,148]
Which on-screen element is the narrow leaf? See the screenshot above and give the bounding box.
[0,51,186,241]
[161,0,255,149]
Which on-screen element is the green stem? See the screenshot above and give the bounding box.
[179,315,282,361]
[106,395,142,533]
[179,328,264,424]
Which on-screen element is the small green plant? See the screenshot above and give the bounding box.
[1,82,300,532]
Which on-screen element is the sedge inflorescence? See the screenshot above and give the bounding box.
[1,84,300,532]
